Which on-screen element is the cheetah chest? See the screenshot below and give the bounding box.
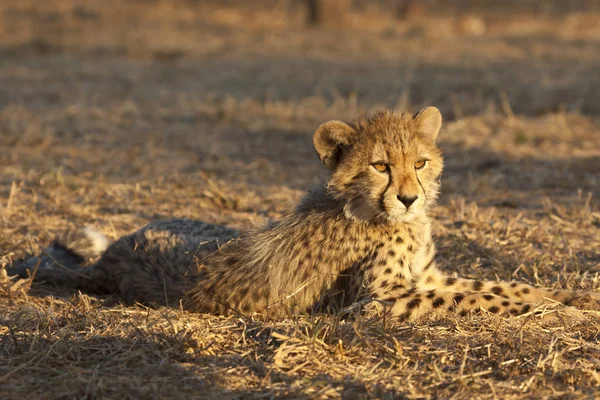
[362,225,433,298]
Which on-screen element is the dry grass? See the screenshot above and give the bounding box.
[1,1,600,398]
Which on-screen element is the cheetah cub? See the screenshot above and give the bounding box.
[8,108,600,320]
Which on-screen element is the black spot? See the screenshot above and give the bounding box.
[303,268,312,280]
[459,310,468,317]
[522,304,531,314]
[445,277,457,286]
[388,250,396,257]
[391,284,404,291]
[488,306,500,314]
[423,259,434,270]
[491,286,503,295]
[469,299,476,305]
[398,311,411,322]
[206,284,216,295]
[384,268,392,275]
[563,298,573,306]
[375,242,384,249]
[426,290,436,299]
[514,291,521,297]
[380,280,389,288]
[395,236,404,244]
[407,245,414,253]
[502,301,510,307]
[522,287,530,294]
[395,273,405,280]
[483,294,494,301]
[399,288,416,298]
[407,298,422,310]
[472,280,483,291]
[510,282,518,288]
[453,294,465,305]
[226,257,238,265]
[432,297,445,308]
[378,260,388,266]
[239,287,249,297]
[509,308,519,315]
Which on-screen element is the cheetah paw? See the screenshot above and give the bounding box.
[567,292,600,311]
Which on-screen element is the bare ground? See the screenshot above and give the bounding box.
[1,1,600,398]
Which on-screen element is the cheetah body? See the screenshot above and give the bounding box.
[9,108,600,320]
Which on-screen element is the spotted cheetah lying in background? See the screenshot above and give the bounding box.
[8,107,600,320]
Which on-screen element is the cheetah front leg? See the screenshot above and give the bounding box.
[416,269,600,311]
[382,288,542,321]
[369,269,599,322]
[376,286,594,322]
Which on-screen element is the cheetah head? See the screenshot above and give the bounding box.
[313,107,444,223]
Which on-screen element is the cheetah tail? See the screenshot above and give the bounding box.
[6,227,109,287]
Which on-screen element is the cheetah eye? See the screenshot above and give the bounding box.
[372,162,389,173]
[414,160,427,170]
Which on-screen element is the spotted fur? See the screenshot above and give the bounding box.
[8,108,600,319]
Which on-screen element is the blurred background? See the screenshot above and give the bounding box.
[2,0,600,116]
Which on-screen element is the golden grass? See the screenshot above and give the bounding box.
[1,1,600,398]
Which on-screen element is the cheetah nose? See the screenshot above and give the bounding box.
[397,195,418,208]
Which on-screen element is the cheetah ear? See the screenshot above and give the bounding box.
[313,120,356,169]
[413,106,442,141]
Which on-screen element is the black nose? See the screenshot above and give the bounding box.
[397,195,418,208]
